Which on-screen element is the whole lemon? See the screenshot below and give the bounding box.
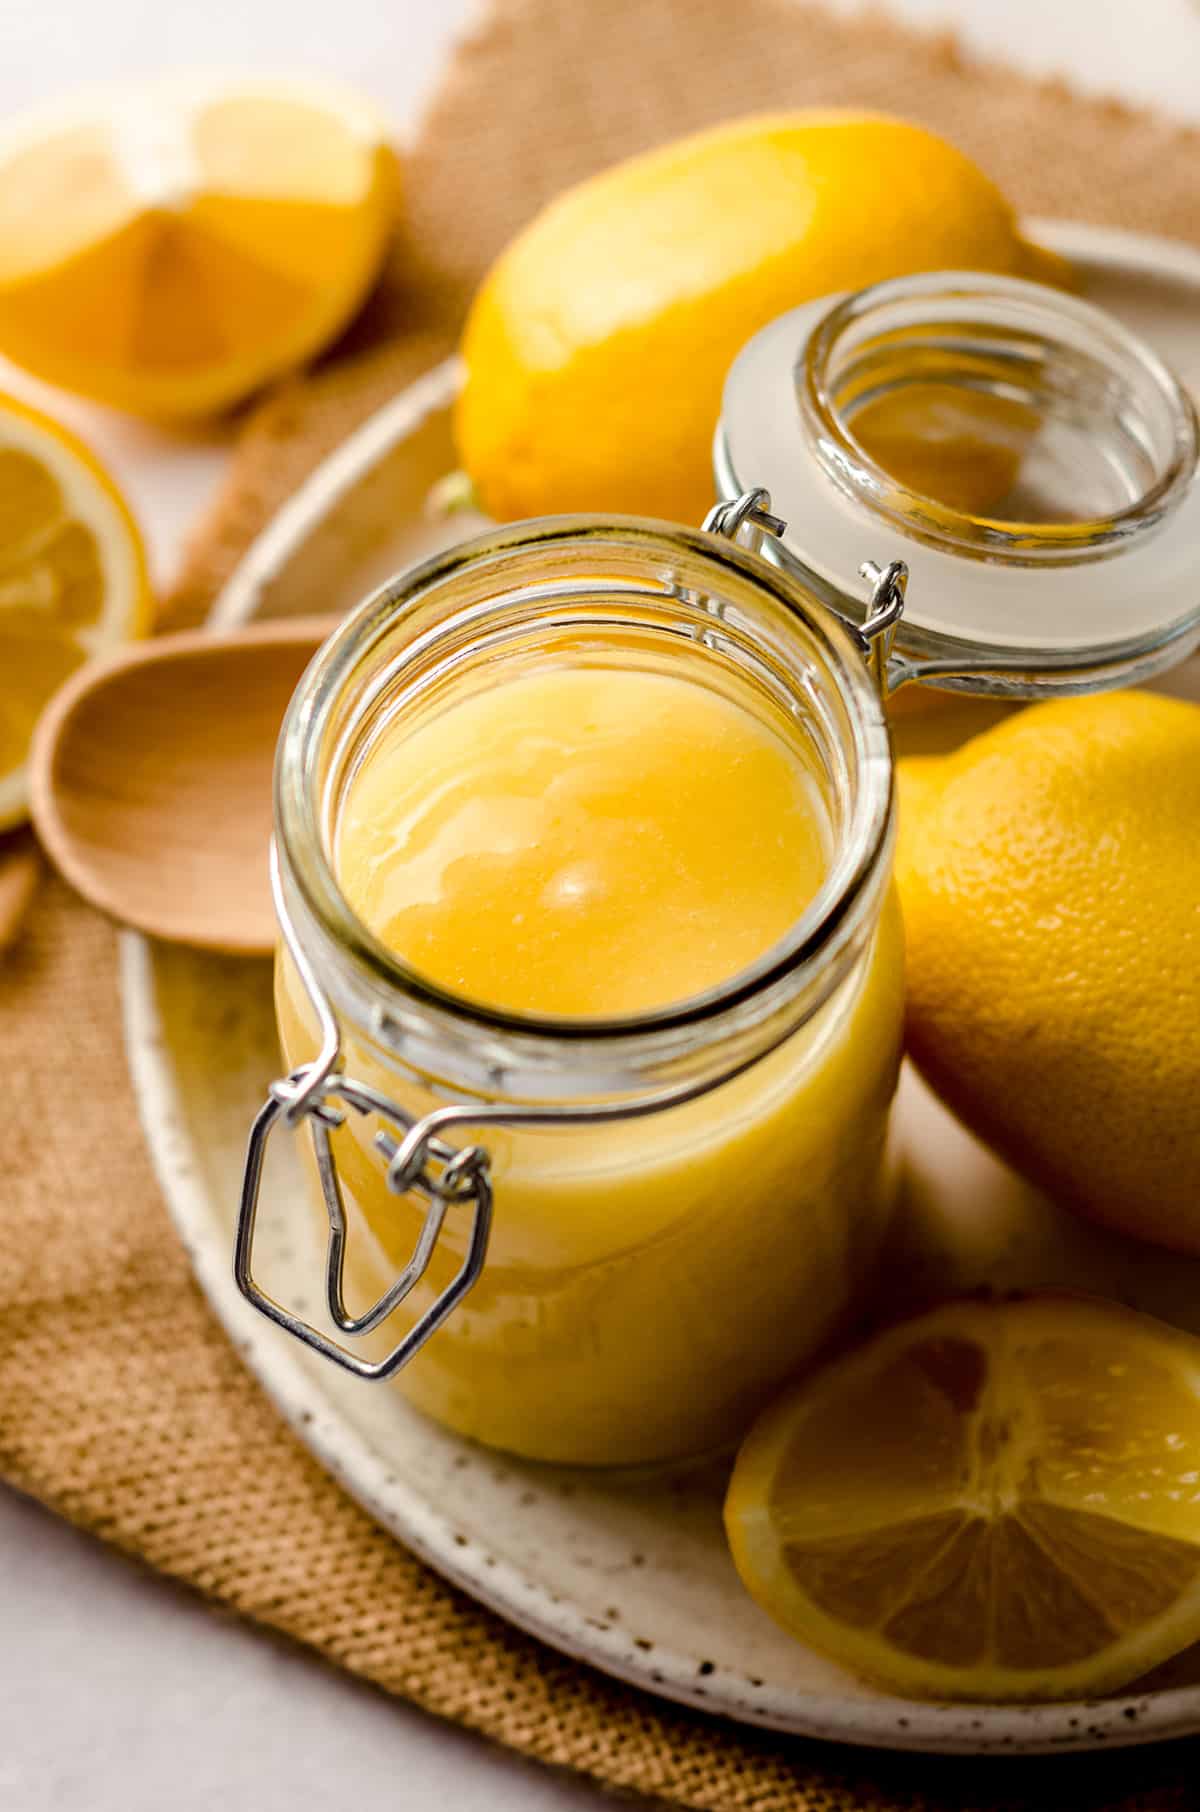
[894,751,948,883]
[457,111,1063,524]
[898,692,1200,1252]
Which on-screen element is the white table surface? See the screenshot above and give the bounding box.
[2,3,1199,1807]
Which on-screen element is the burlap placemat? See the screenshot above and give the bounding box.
[5,2,1200,1805]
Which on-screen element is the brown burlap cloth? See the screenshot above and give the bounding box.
[5,2,1200,1805]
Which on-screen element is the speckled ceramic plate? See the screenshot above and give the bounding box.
[124,225,1200,1755]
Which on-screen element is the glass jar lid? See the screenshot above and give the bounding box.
[716,272,1200,694]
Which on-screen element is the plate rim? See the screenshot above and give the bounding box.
[124,219,1200,1756]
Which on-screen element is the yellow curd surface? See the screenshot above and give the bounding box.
[277,663,904,1464]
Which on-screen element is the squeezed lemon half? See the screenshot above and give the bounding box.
[0,79,397,416]
[725,1296,1200,1701]
[0,391,151,828]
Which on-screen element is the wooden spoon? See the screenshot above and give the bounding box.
[29,617,333,954]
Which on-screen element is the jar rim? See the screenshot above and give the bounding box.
[275,516,893,1063]
[799,272,1199,564]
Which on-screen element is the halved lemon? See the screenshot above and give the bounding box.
[0,392,151,828]
[0,78,397,417]
[725,1296,1200,1701]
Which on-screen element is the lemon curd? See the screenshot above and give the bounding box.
[277,655,903,1466]
[334,667,830,1018]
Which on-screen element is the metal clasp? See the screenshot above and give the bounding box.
[233,848,494,1380]
[707,489,908,698]
[857,558,908,692]
[703,486,787,548]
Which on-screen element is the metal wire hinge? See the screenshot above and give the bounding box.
[703,485,787,548]
[233,853,494,1381]
[857,558,908,692]
[706,489,907,695]
[235,1074,494,1381]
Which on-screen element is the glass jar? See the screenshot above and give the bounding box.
[236,270,1200,1468]
[250,521,901,1466]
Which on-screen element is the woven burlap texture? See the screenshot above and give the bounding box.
[5,2,1200,1805]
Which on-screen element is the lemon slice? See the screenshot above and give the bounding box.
[0,79,397,417]
[0,392,150,828]
[725,1296,1200,1701]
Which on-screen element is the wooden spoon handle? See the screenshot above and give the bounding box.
[0,831,41,951]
